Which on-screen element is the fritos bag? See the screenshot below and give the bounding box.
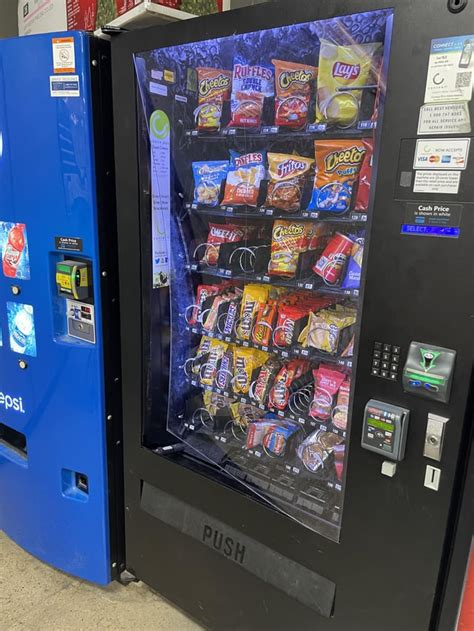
[265,153,314,212]
[195,67,232,131]
[316,40,382,127]
[229,57,274,128]
[308,140,366,213]
[222,151,266,207]
[273,59,317,128]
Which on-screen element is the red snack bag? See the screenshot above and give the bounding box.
[272,59,317,128]
[355,139,374,211]
[222,151,266,207]
[273,304,308,348]
[188,284,220,325]
[269,359,309,410]
[252,301,277,347]
[202,223,246,266]
[310,365,346,421]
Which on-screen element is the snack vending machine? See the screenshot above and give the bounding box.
[112,0,474,627]
[0,32,123,584]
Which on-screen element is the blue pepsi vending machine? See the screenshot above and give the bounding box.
[0,32,123,584]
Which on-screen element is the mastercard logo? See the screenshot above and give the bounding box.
[429,155,441,163]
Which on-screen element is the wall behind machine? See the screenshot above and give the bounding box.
[0,0,19,38]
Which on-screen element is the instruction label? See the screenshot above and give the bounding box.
[418,102,471,135]
[413,170,461,194]
[404,202,463,227]
[413,138,470,170]
[425,35,474,103]
[50,76,80,98]
[52,36,76,74]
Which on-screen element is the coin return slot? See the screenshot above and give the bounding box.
[0,422,27,459]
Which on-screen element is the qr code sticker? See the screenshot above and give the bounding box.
[455,71,472,88]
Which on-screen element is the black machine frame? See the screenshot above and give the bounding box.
[111,1,474,628]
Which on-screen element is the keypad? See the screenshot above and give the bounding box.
[371,342,401,381]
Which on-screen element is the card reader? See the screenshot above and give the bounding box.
[361,399,410,461]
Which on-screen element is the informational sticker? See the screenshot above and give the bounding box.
[418,102,471,135]
[404,201,463,228]
[7,302,37,357]
[151,69,163,80]
[150,82,168,97]
[413,170,461,194]
[55,236,83,252]
[413,138,470,170]
[52,36,76,74]
[50,76,80,98]
[425,35,474,104]
[163,70,175,83]
[150,110,171,288]
[0,222,30,280]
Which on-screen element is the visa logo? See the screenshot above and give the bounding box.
[0,391,25,413]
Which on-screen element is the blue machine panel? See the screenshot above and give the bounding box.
[0,32,112,584]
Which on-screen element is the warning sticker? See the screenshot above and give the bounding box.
[50,76,80,98]
[52,36,76,74]
[413,170,461,194]
[418,102,471,135]
[424,36,474,104]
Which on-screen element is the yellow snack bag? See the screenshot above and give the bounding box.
[233,347,269,394]
[236,284,270,341]
[200,339,228,386]
[316,40,381,126]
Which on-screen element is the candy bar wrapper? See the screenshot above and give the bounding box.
[233,347,269,394]
[236,284,269,341]
[341,239,364,289]
[252,301,277,347]
[332,377,351,430]
[192,161,229,207]
[269,359,309,410]
[191,284,220,325]
[200,339,228,386]
[251,358,281,404]
[215,347,234,391]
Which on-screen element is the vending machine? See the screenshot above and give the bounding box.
[0,32,123,584]
[111,0,474,627]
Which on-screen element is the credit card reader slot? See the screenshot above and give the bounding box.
[55,257,96,344]
[361,399,410,461]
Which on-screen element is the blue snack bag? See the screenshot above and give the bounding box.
[192,160,229,207]
[341,237,364,288]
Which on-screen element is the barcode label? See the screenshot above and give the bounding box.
[456,71,472,88]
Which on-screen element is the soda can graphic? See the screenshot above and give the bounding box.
[313,232,354,285]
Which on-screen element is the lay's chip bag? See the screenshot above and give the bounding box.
[315,40,382,127]
[308,140,366,213]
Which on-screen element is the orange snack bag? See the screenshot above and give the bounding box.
[272,60,317,128]
[194,67,232,131]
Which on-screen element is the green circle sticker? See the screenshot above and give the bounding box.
[150,110,170,140]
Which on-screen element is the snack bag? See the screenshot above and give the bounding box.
[201,223,246,266]
[222,151,266,207]
[273,304,308,348]
[251,357,281,404]
[188,335,213,377]
[230,401,264,430]
[236,284,270,341]
[246,420,277,449]
[263,421,301,456]
[189,284,220,325]
[233,347,269,394]
[341,238,364,289]
[315,40,382,126]
[268,220,323,278]
[229,58,274,128]
[354,139,374,211]
[308,140,366,213]
[332,377,351,430]
[192,161,229,207]
[299,305,356,354]
[310,365,346,421]
[200,339,228,386]
[273,59,317,128]
[265,153,314,212]
[195,67,232,131]
[297,429,343,472]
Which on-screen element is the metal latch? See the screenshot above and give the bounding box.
[424,413,449,461]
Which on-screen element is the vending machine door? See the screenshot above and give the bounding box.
[112,0,474,627]
[0,32,123,584]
